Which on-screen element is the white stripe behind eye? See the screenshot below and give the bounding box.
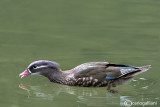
[34,65,47,69]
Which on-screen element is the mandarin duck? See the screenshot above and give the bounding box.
[19,60,151,93]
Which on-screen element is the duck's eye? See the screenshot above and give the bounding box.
[33,65,38,69]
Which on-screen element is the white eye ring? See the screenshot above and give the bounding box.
[33,65,38,69]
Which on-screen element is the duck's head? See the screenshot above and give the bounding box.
[19,60,60,78]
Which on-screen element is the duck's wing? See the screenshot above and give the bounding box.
[73,62,151,80]
[73,62,109,80]
[105,64,151,79]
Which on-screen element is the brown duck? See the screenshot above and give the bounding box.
[19,60,151,93]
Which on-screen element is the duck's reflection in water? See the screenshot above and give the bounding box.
[19,78,158,106]
[19,83,121,106]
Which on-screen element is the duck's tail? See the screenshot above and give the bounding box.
[124,65,151,78]
[111,65,151,86]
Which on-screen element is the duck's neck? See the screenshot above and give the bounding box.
[44,70,70,84]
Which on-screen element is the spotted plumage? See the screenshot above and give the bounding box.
[19,60,151,93]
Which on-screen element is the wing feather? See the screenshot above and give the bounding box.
[73,62,108,79]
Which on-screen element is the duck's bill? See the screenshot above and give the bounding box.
[19,69,31,78]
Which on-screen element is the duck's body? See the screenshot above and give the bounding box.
[19,60,151,92]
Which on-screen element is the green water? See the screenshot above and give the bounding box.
[0,0,160,107]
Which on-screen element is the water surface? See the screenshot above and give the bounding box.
[0,0,160,107]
